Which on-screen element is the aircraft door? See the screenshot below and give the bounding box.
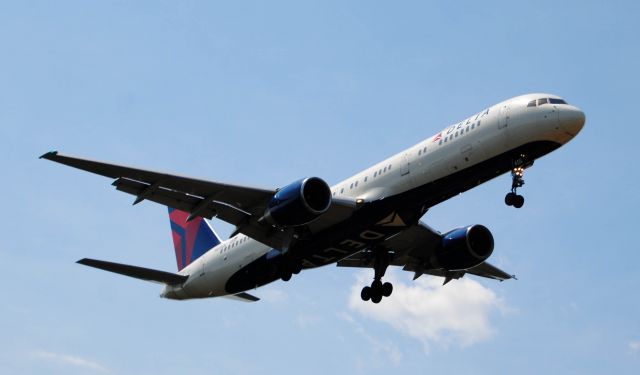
[498,104,510,129]
[199,255,206,278]
[400,153,410,176]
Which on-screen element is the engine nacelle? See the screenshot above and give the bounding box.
[434,225,494,270]
[263,177,332,227]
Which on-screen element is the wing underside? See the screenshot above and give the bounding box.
[337,222,514,283]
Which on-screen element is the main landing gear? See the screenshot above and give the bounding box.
[280,257,302,282]
[360,249,393,304]
[505,166,525,209]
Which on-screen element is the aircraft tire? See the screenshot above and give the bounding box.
[505,192,516,206]
[382,282,393,297]
[371,291,382,304]
[361,286,371,301]
[514,195,525,208]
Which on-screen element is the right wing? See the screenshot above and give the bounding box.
[338,222,515,283]
[41,151,356,249]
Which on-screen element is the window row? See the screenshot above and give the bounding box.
[336,163,393,195]
[438,121,481,145]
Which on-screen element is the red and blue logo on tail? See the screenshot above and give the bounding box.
[168,208,221,271]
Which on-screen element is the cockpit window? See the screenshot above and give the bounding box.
[528,97,568,107]
[549,98,567,104]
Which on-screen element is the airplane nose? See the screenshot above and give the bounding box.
[559,106,585,135]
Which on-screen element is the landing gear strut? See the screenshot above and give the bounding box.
[505,166,525,209]
[360,249,393,304]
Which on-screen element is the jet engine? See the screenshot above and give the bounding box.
[262,177,332,227]
[433,225,494,270]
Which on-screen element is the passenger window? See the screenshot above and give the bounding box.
[538,98,548,105]
[388,164,392,170]
[340,188,344,193]
[364,176,368,182]
[383,166,387,173]
[477,120,481,126]
[527,100,536,107]
[455,131,458,137]
[439,140,443,145]
[350,183,353,189]
[374,171,377,177]
[418,149,422,155]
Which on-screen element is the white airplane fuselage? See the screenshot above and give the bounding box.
[161,93,585,300]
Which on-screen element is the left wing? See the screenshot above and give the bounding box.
[41,151,356,249]
[337,222,514,283]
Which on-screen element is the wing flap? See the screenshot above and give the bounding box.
[77,258,188,285]
[113,177,252,224]
[465,261,514,281]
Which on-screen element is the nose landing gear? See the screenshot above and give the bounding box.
[360,249,393,304]
[505,166,525,208]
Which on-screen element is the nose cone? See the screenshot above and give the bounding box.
[559,105,586,136]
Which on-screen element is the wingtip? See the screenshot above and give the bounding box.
[76,258,90,265]
[39,150,58,160]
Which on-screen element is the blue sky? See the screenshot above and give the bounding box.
[1,1,639,374]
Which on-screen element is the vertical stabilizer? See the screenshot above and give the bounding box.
[168,208,221,271]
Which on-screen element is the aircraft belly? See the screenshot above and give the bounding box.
[225,140,562,295]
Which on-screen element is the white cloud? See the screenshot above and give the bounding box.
[630,341,640,353]
[32,350,109,373]
[348,269,506,351]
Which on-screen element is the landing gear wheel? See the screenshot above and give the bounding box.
[292,262,302,275]
[361,286,371,301]
[281,271,292,282]
[361,248,393,304]
[370,290,382,304]
[513,194,525,208]
[371,280,382,291]
[382,282,393,297]
[505,192,516,206]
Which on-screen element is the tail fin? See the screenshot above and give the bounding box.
[168,208,221,271]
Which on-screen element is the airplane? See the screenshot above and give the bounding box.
[41,93,585,304]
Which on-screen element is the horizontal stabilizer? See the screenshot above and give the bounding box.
[77,258,188,285]
[223,292,260,302]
